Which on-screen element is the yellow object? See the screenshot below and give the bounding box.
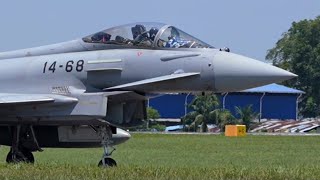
[225,125,246,137]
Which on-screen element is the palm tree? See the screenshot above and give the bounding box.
[188,93,220,132]
[215,109,237,132]
[235,105,259,132]
[181,111,198,132]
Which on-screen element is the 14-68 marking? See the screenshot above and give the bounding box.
[43,60,84,73]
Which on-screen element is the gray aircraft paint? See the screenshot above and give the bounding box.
[0,23,297,166]
[0,49,295,93]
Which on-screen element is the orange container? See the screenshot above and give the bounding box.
[225,125,246,137]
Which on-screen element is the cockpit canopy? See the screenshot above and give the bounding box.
[82,22,213,49]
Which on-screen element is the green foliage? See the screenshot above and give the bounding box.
[146,107,163,131]
[186,93,220,132]
[304,97,318,117]
[182,111,197,125]
[183,94,235,132]
[146,107,161,130]
[235,105,259,131]
[147,107,160,120]
[215,109,237,131]
[266,16,320,117]
[128,107,161,131]
[150,124,166,131]
[1,134,320,179]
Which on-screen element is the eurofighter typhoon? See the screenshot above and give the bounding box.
[0,23,296,167]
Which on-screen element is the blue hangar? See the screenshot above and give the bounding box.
[149,84,304,120]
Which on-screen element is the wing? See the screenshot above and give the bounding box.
[104,72,200,92]
[0,93,78,106]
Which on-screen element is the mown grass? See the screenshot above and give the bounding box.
[0,134,320,180]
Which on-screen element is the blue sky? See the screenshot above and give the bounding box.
[0,0,319,61]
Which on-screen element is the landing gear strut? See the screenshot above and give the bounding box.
[97,126,117,167]
[6,125,42,164]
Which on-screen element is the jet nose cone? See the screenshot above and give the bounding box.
[213,52,297,92]
[271,68,297,81]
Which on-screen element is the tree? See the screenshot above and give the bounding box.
[266,16,320,117]
[181,111,198,132]
[146,107,160,129]
[184,93,237,132]
[235,105,259,132]
[147,107,160,120]
[215,109,237,132]
[189,93,220,132]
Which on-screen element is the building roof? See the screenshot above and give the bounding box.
[240,83,304,94]
[251,120,320,133]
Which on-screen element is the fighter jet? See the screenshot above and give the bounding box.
[0,22,296,167]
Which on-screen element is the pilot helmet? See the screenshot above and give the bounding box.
[149,27,159,41]
[132,24,147,39]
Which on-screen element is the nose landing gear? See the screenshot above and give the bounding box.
[97,126,117,167]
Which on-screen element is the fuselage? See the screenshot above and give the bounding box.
[0,47,296,94]
[0,48,216,93]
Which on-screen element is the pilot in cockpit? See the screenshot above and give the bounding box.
[164,28,191,48]
[131,25,154,47]
[91,32,111,43]
[149,27,159,42]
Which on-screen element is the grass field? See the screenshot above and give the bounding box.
[0,133,320,180]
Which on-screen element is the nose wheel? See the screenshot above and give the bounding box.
[6,148,34,163]
[98,157,117,167]
[97,126,117,167]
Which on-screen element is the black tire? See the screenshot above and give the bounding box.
[22,150,34,163]
[6,151,13,163]
[6,149,34,163]
[98,157,117,167]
